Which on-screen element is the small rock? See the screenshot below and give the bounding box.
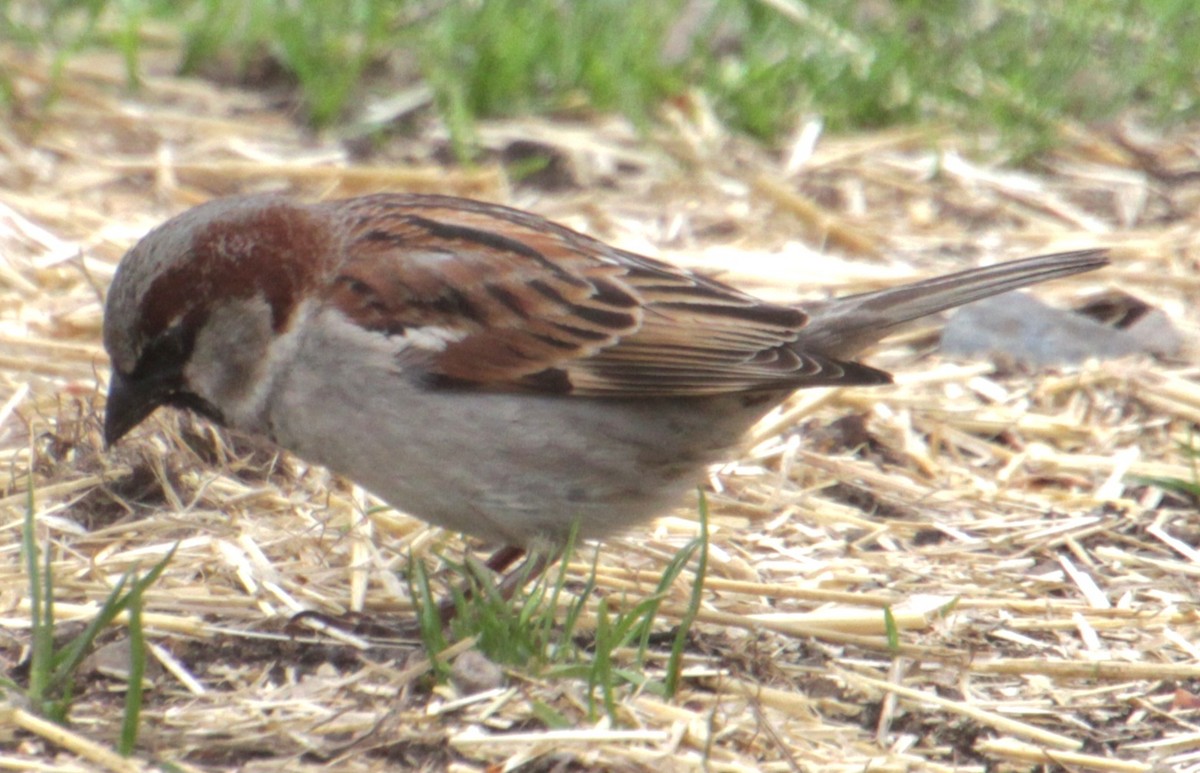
[450,650,504,695]
[940,291,1181,366]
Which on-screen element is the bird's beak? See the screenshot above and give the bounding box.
[103,369,172,449]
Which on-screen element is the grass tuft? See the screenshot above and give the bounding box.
[1133,431,1200,507]
[1,475,177,753]
[3,1,1195,150]
[409,495,710,721]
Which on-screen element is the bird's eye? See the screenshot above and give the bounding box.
[132,323,193,381]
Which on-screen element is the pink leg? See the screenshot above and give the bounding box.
[484,544,527,574]
[438,545,555,624]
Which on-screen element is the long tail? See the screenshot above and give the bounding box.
[798,249,1109,358]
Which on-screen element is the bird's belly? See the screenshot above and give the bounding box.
[270,365,779,546]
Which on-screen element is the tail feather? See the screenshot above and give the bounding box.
[797,249,1109,358]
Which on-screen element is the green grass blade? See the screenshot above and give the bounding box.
[557,546,600,663]
[883,606,900,654]
[119,573,147,756]
[49,542,177,693]
[23,477,50,708]
[530,699,571,729]
[407,551,449,678]
[665,489,710,697]
[634,537,700,662]
[1131,429,1200,507]
[541,523,581,661]
[48,540,176,696]
[588,596,616,721]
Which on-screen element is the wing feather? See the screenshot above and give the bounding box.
[319,194,890,396]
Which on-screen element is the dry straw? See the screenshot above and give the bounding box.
[0,39,1197,772]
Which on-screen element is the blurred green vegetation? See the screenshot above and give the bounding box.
[3,0,1197,151]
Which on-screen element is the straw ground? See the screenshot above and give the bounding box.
[1,43,1198,772]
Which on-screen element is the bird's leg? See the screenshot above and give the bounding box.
[484,544,527,574]
[493,549,553,603]
[437,544,556,624]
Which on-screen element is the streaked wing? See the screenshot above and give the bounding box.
[319,194,889,396]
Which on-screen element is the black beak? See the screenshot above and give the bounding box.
[104,369,173,448]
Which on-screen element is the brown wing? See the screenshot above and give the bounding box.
[319,194,890,396]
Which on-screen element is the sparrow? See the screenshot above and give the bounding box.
[102,193,1107,575]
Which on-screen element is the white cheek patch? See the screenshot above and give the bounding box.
[187,294,312,427]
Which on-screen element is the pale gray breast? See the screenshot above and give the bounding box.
[267,306,783,544]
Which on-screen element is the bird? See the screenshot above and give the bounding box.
[102,192,1108,588]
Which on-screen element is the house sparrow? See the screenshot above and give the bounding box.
[103,193,1107,561]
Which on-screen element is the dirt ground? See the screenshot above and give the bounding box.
[1,44,1199,772]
